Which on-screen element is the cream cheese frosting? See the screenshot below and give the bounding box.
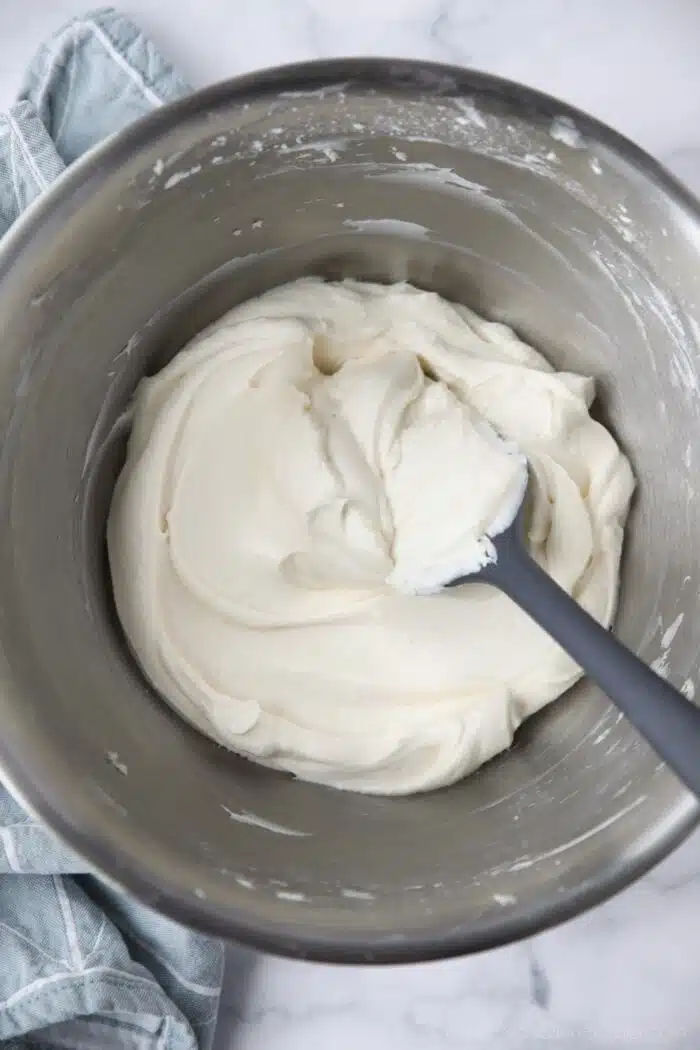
[108,278,634,795]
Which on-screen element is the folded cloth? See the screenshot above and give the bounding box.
[0,9,225,1049]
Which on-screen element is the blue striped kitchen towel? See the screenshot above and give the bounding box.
[0,8,225,1049]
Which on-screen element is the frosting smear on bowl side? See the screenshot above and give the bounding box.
[108,278,634,795]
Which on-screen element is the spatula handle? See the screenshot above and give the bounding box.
[482,540,700,800]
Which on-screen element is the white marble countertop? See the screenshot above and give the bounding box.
[2,1,700,1048]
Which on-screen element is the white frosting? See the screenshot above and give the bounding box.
[108,279,634,795]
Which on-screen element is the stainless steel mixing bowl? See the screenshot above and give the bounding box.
[0,59,698,963]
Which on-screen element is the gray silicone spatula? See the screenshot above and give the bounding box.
[446,480,700,800]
